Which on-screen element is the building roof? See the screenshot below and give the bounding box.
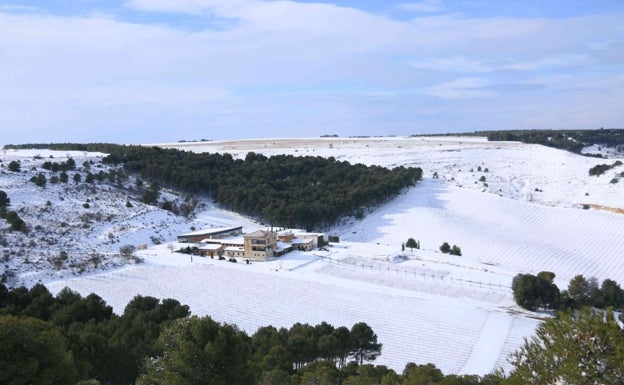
[198,243,222,251]
[275,241,292,251]
[178,225,243,238]
[293,231,324,237]
[292,238,314,245]
[244,229,275,238]
[220,237,244,246]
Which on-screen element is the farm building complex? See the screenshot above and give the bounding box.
[177,227,327,261]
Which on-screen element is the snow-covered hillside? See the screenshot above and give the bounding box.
[0,148,261,285]
[3,136,624,376]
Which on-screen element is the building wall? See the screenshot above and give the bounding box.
[243,230,277,260]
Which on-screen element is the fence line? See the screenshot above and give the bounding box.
[318,254,510,291]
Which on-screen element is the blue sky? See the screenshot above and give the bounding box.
[1,0,623,144]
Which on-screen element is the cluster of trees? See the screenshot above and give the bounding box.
[480,128,624,155]
[27,156,127,189]
[42,157,76,172]
[512,271,624,311]
[101,146,422,230]
[0,283,191,384]
[0,283,498,385]
[588,160,622,176]
[0,190,26,233]
[440,242,461,256]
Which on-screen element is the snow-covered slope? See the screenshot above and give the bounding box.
[0,148,261,285]
[3,136,624,376]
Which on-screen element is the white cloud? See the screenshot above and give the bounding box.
[410,57,492,73]
[398,0,443,13]
[0,4,39,12]
[124,0,257,15]
[424,77,496,99]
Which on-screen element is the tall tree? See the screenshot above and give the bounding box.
[349,322,382,365]
[567,274,599,308]
[600,279,624,311]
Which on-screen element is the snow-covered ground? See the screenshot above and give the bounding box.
[3,136,624,376]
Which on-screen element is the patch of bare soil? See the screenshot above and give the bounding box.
[587,204,624,215]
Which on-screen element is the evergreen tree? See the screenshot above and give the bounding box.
[507,307,624,384]
[567,274,598,308]
[349,322,382,365]
[137,315,253,385]
[299,361,340,385]
[0,315,79,385]
[600,279,624,311]
[405,238,417,251]
[511,273,560,311]
[402,363,444,385]
[30,172,47,187]
[0,190,9,207]
[257,369,292,385]
[7,160,20,172]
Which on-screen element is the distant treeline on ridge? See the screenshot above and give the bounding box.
[476,128,624,155]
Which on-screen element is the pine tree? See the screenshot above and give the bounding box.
[349,322,382,365]
[508,307,624,384]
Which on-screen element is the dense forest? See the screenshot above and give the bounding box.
[102,146,421,230]
[476,128,624,155]
[3,143,422,230]
[3,283,624,384]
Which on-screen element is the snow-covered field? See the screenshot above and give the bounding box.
[3,136,624,376]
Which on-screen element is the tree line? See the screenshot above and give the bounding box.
[512,271,624,312]
[479,128,624,155]
[1,283,505,385]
